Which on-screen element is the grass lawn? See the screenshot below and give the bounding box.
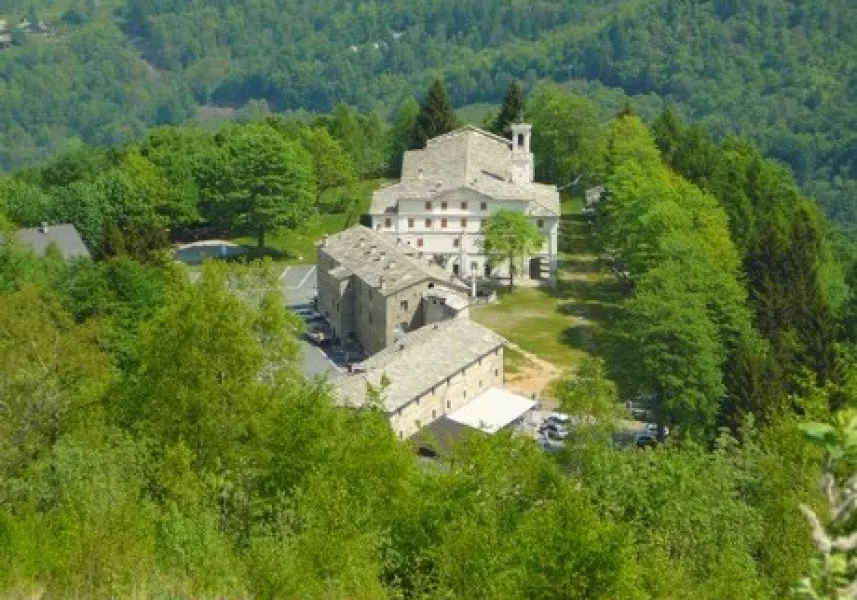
[472,199,623,375]
[231,179,389,264]
[472,287,590,374]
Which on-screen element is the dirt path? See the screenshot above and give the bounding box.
[503,341,562,402]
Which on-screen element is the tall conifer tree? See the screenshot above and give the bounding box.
[490,80,525,138]
[411,78,458,149]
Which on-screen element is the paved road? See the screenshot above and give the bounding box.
[279,265,342,381]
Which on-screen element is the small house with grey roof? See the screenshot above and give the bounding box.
[0,223,90,260]
[370,123,560,285]
[316,225,470,355]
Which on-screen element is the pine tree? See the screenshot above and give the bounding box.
[490,80,525,138]
[411,78,459,149]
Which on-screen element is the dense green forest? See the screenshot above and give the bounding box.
[1,81,857,596]
[0,0,855,232]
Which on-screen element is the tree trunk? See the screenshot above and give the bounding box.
[258,227,266,249]
[508,256,515,289]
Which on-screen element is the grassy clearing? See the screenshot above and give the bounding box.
[472,287,588,373]
[473,201,624,375]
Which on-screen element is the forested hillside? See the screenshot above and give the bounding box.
[0,0,855,229]
[1,81,857,596]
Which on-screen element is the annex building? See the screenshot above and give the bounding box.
[334,319,533,440]
[316,225,470,355]
[370,123,560,285]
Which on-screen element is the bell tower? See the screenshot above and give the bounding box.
[509,122,534,184]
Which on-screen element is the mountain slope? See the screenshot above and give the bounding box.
[0,0,855,228]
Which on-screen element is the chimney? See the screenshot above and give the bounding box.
[40,221,49,234]
[418,167,424,180]
[379,276,387,291]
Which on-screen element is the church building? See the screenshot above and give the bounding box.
[369,123,560,285]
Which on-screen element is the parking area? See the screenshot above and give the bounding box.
[279,265,345,381]
[280,264,317,307]
[513,408,657,452]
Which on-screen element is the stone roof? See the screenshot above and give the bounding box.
[334,319,505,413]
[318,225,467,296]
[372,125,560,217]
[1,224,90,260]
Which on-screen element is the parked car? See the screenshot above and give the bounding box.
[644,423,670,438]
[303,329,329,345]
[546,412,571,426]
[634,433,657,448]
[544,422,570,440]
[300,310,323,322]
[538,436,565,452]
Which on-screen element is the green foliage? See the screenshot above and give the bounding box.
[297,126,357,199]
[411,78,459,149]
[489,80,525,138]
[796,410,857,599]
[386,96,420,176]
[527,84,606,187]
[481,209,544,289]
[202,124,317,248]
[654,108,848,412]
[599,115,753,437]
[0,0,856,235]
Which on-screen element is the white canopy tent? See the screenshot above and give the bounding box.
[447,387,536,434]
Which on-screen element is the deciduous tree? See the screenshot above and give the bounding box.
[481,209,544,289]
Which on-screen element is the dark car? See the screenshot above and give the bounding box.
[544,422,570,440]
[635,434,657,449]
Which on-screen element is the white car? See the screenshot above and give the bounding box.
[644,423,669,437]
[546,412,571,426]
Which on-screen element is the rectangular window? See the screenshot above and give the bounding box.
[441,218,448,228]
[480,202,487,210]
[408,218,414,228]
[453,238,460,248]
[537,219,544,228]
[400,300,408,311]
[461,201,468,210]
[425,201,432,210]
[399,431,403,439]
[494,368,499,376]
[425,218,432,228]
[446,400,451,409]
[417,238,423,247]
[441,201,448,210]
[461,218,467,228]
[432,410,436,419]
[385,217,392,228]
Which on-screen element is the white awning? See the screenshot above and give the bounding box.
[447,387,536,434]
